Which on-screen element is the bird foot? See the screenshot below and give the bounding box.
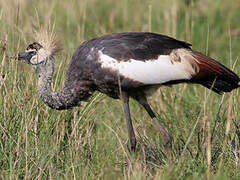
[127,139,137,153]
[163,135,173,166]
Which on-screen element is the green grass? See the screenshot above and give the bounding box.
[0,0,240,179]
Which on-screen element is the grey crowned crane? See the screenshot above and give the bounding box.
[16,31,240,158]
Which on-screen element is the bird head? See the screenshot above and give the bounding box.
[16,30,62,67]
[17,42,45,65]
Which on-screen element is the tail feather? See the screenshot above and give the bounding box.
[190,51,240,94]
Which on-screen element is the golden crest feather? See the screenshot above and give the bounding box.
[34,30,62,56]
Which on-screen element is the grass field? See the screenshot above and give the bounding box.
[0,0,240,179]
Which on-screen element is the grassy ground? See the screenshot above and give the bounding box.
[0,0,240,179]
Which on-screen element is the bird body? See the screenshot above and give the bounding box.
[61,32,239,100]
[63,32,193,100]
[16,31,240,158]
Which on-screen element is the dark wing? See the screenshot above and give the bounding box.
[95,32,191,61]
[93,32,197,87]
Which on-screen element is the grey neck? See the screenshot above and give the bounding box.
[35,57,93,110]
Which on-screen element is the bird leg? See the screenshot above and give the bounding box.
[135,95,172,160]
[121,91,137,151]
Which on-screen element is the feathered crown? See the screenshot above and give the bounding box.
[34,29,62,57]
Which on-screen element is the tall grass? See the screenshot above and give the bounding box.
[0,0,240,179]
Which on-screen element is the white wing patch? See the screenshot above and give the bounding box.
[98,49,198,84]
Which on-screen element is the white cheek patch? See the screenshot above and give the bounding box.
[98,50,197,84]
[30,55,43,65]
[30,49,49,65]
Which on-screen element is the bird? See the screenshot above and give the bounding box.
[16,30,240,159]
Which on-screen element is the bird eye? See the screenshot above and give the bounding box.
[29,51,37,56]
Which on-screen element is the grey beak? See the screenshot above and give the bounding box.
[16,51,37,64]
[17,52,32,61]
